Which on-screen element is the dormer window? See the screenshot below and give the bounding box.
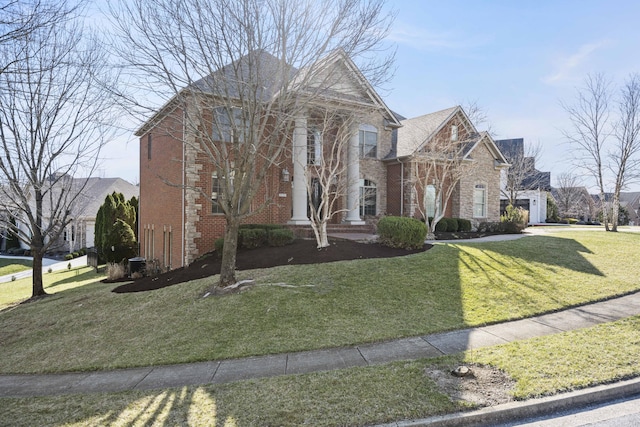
[451,125,458,142]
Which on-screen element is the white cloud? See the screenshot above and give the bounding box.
[388,22,488,51]
[543,40,610,84]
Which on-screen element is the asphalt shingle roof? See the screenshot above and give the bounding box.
[395,106,458,158]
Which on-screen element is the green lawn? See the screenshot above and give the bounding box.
[0,257,32,277]
[3,315,638,427]
[1,230,639,375]
[0,266,104,309]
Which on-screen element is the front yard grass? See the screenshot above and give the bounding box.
[0,230,639,375]
[0,266,104,309]
[0,258,32,277]
[3,315,639,427]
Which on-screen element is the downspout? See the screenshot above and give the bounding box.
[181,110,186,268]
[400,160,404,216]
[395,158,404,216]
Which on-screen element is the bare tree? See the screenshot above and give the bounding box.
[304,110,361,248]
[499,140,544,205]
[461,99,494,136]
[110,0,395,288]
[0,4,117,299]
[562,73,612,230]
[410,132,478,240]
[0,0,80,74]
[554,172,588,218]
[610,74,640,231]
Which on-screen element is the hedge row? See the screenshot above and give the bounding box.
[477,221,524,234]
[215,225,295,252]
[64,248,87,261]
[427,217,472,233]
[377,216,427,250]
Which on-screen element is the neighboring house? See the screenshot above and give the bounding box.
[495,138,551,224]
[549,186,593,220]
[1,176,139,254]
[136,51,509,270]
[385,106,510,222]
[59,177,139,252]
[618,192,640,225]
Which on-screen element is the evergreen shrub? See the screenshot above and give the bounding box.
[377,216,427,250]
[267,229,295,247]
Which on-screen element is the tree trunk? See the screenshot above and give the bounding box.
[318,221,329,248]
[218,220,240,288]
[599,190,610,232]
[31,250,47,298]
[611,193,620,232]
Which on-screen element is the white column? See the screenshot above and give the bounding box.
[345,127,365,224]
[289,114,310,224]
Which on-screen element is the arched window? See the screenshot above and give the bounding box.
[212,107,249,143]
[359,179,376,216]
[473,183,487,218]
[359,124,377,158]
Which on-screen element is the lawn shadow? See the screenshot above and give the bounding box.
[454,235,603,278]
[45,268,103,289]
[6,386,244,427]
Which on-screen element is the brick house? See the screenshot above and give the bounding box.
[136,52,508,269]
[385,106,509,223]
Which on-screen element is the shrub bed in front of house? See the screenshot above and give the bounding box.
[216,225,296,253]
[377,216,427,250]
[427,217,472,233]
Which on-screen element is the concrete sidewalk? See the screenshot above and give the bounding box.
[2,290,639,399]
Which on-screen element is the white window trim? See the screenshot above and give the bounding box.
[473,183,487,218]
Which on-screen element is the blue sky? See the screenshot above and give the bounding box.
[383,0,640,191]
[103,1,640,191]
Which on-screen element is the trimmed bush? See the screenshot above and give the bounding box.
[238,228,267,249]
[377,216,427,250]
[446,218,459,232]
[434,219,448,232]
[268,228,295,247]
[64,254,73,261]
[457,218,472,232]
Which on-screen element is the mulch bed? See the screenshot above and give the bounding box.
[112,239,432,294]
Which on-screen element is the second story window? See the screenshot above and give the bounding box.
[451,125,458,141]
[307,128,322,165]
[212,107,249,143]
[359,124,377,158]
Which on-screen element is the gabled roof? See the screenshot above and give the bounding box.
[389,106,508,168]
[36,177,139,220]
[190,49,298,102]
[462,131,510,167]
[290,49,402,127]
[135,49,400,136]
[394,106,458,158]
[76,178,139,219]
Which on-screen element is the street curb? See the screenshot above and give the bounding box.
[377,376,640,426]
